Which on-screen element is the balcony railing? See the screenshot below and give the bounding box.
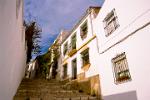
[67,42,77,57]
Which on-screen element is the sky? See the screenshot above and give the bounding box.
[24,0,104,58]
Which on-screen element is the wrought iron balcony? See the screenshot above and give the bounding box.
[67,42,77,57]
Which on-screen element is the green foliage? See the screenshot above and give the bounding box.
[36,51,51,78]
[36,39,60,78]
[24,21,42,63]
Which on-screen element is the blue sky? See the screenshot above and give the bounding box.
[24,0,104,58]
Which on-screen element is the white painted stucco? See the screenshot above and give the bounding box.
[90,0,150,100]
[26,60,38,79]
[60,0,150,100]
[60,9,97,79]
[0,0,26,99]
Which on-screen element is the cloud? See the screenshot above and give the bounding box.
[25,0,104,55]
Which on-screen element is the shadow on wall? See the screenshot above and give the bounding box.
[103,90,137,100]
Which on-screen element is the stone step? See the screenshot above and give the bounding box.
[16,90,81,95]
[15,90,89,98]
[15,90,93,98]
[14,96,42,100]
[21,82,61,85]
[17,86,65,92]
[14,96,98,100]
[56,96,98,100]
[14,79,98,100]
[18,84,63,90]
[21,79,60,83]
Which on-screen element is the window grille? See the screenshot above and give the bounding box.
[112,52,131,84]
[81,48,90,66]
[80,21,88,40]
[103,9,119,36]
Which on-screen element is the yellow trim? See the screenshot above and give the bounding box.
[77,35,96,51]
[62,56,69,65]
[62,35,96,64]
[68,49,77,57]
[80,45,88,53]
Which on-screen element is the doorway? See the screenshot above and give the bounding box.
[72,58,77,79]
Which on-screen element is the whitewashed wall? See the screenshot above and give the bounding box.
[60,1,150,99]
[60,12,97,78]
[88,0,150,100]
[0,0,26,99]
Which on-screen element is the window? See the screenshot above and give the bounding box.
[80,21,88,40]
[68,34,77,57]
[112,52,131,84]
[63,64,68,79]
[81,48,90,67]
[103,9,119,37]
[63,42,68,55]
[71,34,76,50]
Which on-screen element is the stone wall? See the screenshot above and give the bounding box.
[64,74,101,98]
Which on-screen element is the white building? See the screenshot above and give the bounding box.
[48,30,71,80]
[25,59,38,79]
[0,0,26,99]
[91,0,150,100]
[59,0,150,99]
[60,7,101,96]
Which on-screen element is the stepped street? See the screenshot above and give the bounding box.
[14,78,99,100]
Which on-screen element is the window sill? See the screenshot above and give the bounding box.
[81,63,91,72]
[115,78,132,85]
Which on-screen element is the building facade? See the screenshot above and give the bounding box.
[60,7,101,96]
[91,0,150,100]
[57,0,150,100]
[0,0,26,99]
[48,30,71,80]
[25,59,39,79]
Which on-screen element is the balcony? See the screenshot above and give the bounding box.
[67,42,77,57]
